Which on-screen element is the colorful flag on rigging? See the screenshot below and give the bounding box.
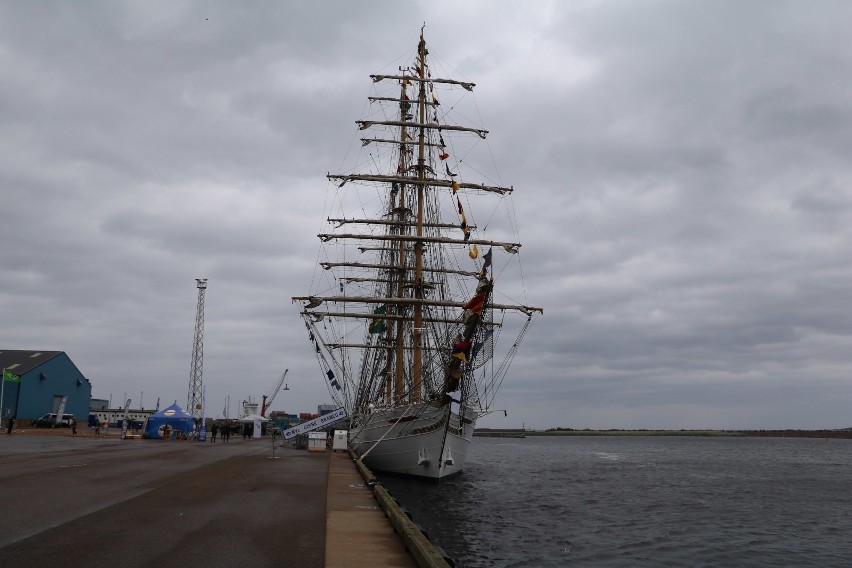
[369,305,387,334]
[326,369,341,391]
[464,292,486,314]
[451,340,472,363]
[482,247,493,272]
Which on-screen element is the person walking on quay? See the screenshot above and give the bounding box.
[211,422,218,443]
[70,416,77,436]
[6,416,14,435]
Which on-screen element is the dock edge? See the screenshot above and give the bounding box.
[348,449,454,568]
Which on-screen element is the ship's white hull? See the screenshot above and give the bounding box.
[350,403,477,479]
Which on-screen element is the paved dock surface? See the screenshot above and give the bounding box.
[326,450,416,567]
[0,433,416,568]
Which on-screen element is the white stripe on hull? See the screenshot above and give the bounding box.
[350,404,477,479]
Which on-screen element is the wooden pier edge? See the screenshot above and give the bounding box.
[348,450,453,568]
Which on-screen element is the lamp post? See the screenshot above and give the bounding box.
[270,383,290,458]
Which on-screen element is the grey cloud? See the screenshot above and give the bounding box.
[2,1,852,430]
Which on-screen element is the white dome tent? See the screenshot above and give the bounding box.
[237,413,269,437]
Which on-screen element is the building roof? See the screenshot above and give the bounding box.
[0,350,64,375]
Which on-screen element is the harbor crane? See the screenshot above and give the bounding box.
[261,369,289,417]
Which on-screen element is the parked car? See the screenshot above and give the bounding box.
[33,413,74,428]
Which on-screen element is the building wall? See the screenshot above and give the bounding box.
[17,353,92,421]
[0,381,19,421]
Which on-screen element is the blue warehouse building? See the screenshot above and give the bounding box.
[0,350,92,422]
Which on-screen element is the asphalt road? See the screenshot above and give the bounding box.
[0,434,328,568]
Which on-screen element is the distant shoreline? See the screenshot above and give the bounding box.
[474,429,852,439]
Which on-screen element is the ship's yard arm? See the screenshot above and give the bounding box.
[356,120,487,139]
[318,232,521,253]
[370,74,475,90]
[328,173,512,196]
[292,295,543,316]
[328,217,473,230]
[319,262,482,278]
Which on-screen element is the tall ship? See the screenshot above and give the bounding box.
[293,29,541,479]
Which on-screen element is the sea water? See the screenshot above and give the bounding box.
[378,435,852,567]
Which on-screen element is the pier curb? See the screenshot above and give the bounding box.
[349,450,452,568]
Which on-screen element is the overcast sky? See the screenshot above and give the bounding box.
[2,1,851,430]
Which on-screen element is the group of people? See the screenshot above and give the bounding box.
[242,423,255,440]
[156,422,242,441]
[205,422,258,441]
[208,422,231,442]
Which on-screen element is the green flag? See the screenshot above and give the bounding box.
[369,305,387,334]
[3,369,21,382]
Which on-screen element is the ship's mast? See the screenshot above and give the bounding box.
[412,31,428,404]
[393,79,409,405]
[293,32,543,417]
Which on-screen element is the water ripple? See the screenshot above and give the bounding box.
[378,436,852,567]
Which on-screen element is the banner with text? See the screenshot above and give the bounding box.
[282,408,348,440]
[55,396,69,426]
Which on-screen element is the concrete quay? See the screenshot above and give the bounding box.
[0,431,445,568]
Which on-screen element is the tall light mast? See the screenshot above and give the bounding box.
[187,278,207,419]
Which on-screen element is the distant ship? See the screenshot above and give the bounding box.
[293,29,541,479]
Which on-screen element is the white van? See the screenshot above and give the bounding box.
[34,413,74,427]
